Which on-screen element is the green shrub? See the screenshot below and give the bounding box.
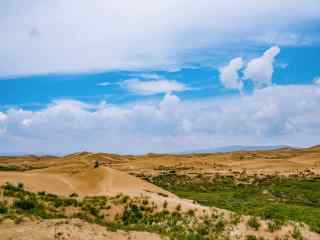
[0,202,8,214]
[267,219,283,232]
[0,164,21,171]
[291,226,303,240]
[176,204,181,211]
[146,174,320,233]
[163,200,168,209]
[69,192,79,198]
[247,216,260,230]
[230,213,241,225]
[246,235,257,240]
[14,198,38,211]
[122,204,143,225]
[214,218,226,233]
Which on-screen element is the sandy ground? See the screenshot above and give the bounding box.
[0,219,162,240]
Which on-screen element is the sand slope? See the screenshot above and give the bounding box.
[0,166,174,198]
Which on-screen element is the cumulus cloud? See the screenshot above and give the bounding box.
[0,112,7,134]
[0,1,319,76]
[219,57,244,90]
[159,93,181,112]
[243,46,280,89]
[122,78,187,95]
[0,84,319,154]
[220,46,281,91]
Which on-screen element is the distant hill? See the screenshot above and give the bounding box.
[0,145,292,156]
[0,151,63,157]
[179,145,290,154]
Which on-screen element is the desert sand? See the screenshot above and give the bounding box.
[0,145,320,239]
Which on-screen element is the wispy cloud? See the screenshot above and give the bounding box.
[122,78,187,95]
[96,82,111,87]
[251,32,319,46]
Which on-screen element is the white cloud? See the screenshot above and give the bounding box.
[159,94,181,112]
[219,57,244,90]
[122,78,187,95]
[97,82,111,87]
[243,46,280,89]
[0,84,319,154]
[220,46,281,91]
[0,1,319,77]
[0,112,8,134]
[314,76,320,85]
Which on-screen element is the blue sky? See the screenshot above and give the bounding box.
[0,1,320,154]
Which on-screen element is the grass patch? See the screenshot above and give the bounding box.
[145,173,320,233]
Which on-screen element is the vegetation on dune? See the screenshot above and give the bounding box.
[0,182,234,240]
[0,164,44,171]
[0,178,317,239]
[0,164,22,171]
[144,172,320,233]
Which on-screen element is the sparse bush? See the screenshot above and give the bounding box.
[246,235,257,240]
[0,202,8,214]
[70,192,79,198]
[230,213,241,225]
[163,200,168,209]
[14,198,38,211]
[0,164,21,171]
[268,219,283,232]
[37,191,46,196]
[292,225,303,240]
[187,209,195,216]
[14,216,23,224]
[247,216,260,230]
[17,182,24,189]
[122,204,143,225]
[176,204,181,211]
[121,195,129,204]
[214,218,226,233]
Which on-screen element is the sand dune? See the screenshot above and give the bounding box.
[1,145,320,176]
[0,166,173,198]
[1,146,320,239]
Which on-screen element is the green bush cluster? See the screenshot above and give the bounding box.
[247,216,260,230]
[146,173,320,233]
[0,201,8,214]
